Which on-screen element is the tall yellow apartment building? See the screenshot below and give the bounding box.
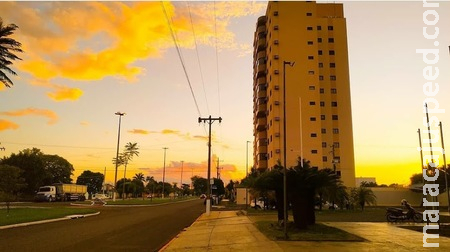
[252,1,355,187]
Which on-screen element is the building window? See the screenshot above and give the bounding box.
[318,50,323,55]
[308,70,314,75]
[306,12,312,16]
[334,142,340,148]
[329,50,335,55]
[331,101,337,107]
[319,76,324,81]
[321,128,326,134]
[318,38,322,43]
[311,150,318,154]
[321,115,326,120]
[274,11,279,16]
[274,25,279,30]
[311,133,317,137]
[320,88,324,94]
[317,25,322,30]
[330,63,336,68]
[322,142,327,148]
[318,63,323,68]
[320,101,325,107]
[332,115,339,120]
[307,26,313,31]
[308,56,314,60]
[328,38,334,43]
[307,41,313,45]
[328,25,334,30]
[309,86,315,90]
[330,75,336,81]
[333,128,339,134]
[323,156,328,162]
[310,101,316,105]
[310,117,316,121]
[331,88,337,94]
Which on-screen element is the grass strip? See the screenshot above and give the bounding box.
[0,207,97,226]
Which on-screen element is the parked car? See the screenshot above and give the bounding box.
[92,193,109,200]
[250,197,265,209]
[200,194,206,199]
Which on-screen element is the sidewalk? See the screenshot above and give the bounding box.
[161,211,283,251]
[161,211,450,252]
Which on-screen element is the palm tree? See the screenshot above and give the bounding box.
[133,173,145,182]
[0,18,23,88]
[352,186,377,211]
[121,142,139,199]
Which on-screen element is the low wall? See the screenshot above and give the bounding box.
[371,187,449,207]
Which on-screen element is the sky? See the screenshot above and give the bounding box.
[0,1,449,187]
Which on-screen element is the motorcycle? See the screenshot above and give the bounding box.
[386,206,423,223]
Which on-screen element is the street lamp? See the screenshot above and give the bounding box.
[283,60,295,239]
[162,147,168,199]
[113,112,125,201]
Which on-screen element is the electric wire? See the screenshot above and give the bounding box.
[161,2,202,118]
[187,1,210,115]
[213,1,222,117]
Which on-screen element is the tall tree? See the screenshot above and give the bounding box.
[133,173,145,182]
[121,142,139,198]
[76,170,104,197]
[0,17,23,88]
[0,165,26,212]
[351,186,377,211]
[42,154,74,185]
[191,176,207,196]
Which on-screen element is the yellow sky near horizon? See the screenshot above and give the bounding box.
[1,1,449,187]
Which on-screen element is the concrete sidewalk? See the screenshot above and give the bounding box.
[161,211,283,251]
[161,211,450,252]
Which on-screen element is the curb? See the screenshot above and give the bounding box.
[0,211,100,230]
[158,212,205,251]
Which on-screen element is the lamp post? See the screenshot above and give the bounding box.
[180,160,184,193]
[162,147,168,199]
[246,140,251,209]
[283,60,294,240]
[113,112,125,202]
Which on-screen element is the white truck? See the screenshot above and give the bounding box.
[35,183,87,202]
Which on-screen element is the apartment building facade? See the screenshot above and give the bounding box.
[252,1,355,187]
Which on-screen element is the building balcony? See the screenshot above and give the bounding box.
[256,160,268,170]
[256,103,267,117]
[257,38,266,51]
[257,25,266,36]
[256,77,266,86]
[256,51,266,61]
[256,64,266,78]
[256,117,267,131]
[255,130,267,139]
[258,145,267,153]
[257,16,267,27]
[257,89,266,99]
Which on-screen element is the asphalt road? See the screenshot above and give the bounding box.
[0,199,204,252]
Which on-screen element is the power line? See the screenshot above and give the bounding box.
[187,2,210,115]
[161,2,202,117]
[213,1,222,117]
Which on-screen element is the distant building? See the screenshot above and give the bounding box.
[252,1,355,187]
[355,177,377,186]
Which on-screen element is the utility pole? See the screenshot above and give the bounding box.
[198,115,222,216]
[418,129,425,185]
[216,157,223,179]
[180,160,184,190]
[439,122,450,214]
[162,147,168,199]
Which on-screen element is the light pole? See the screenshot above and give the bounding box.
[180,160,184,193]
[162,147,168,199]
[283,60,294,239]
[246,140,251,209]
[113,112,125,202]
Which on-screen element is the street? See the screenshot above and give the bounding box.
[0,199,204,252]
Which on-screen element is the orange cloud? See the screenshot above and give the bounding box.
[162,129,181,135]
[0,119,19,131]
[1,1,265,88]
[0,108,58,125]
[128,129,150,135]
[47,86,83,101]
[80,121,90,126]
